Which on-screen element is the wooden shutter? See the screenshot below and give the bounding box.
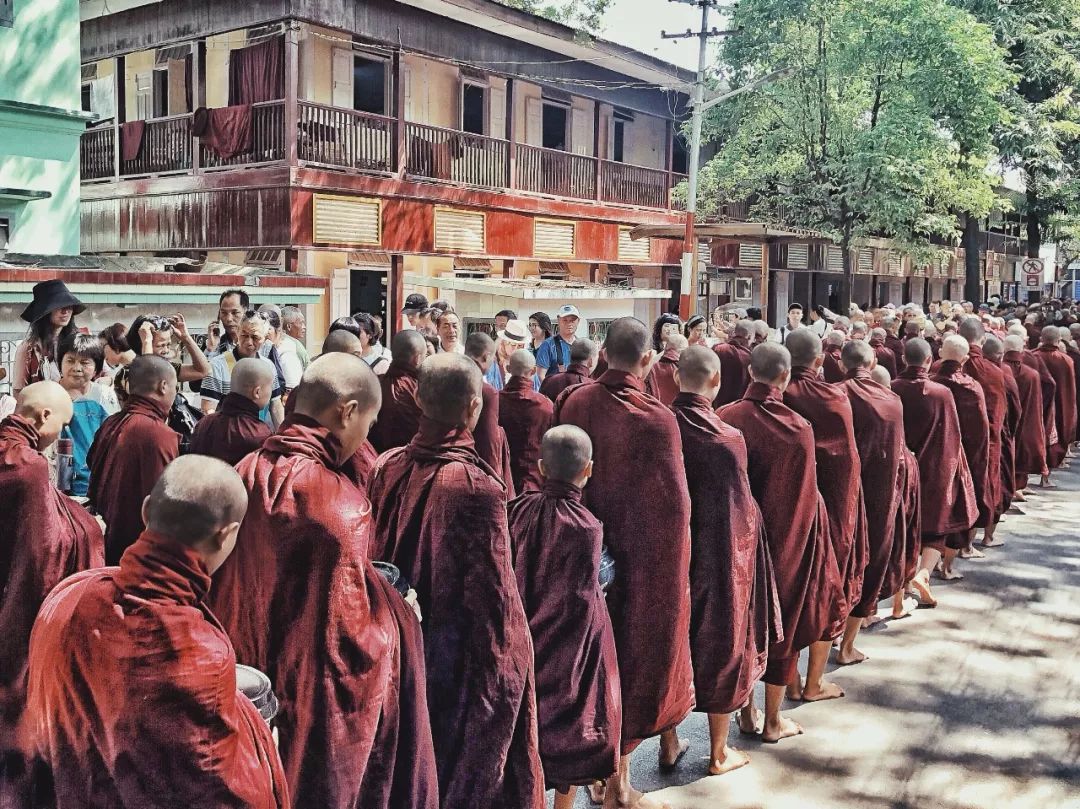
[331,268,350,320]
[313,195,381,245]
[618,227,651,262]
[332,48,353,109]
[525,97,542,146]
[571,108,590,156]
[434,208,486,252]
[738,243,763,267]
[827,247,844,273]
[490,85,506,139]
[857,249,874,274]
[534,219,575,258]
[787,243,809,270]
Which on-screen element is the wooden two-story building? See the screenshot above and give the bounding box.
[77,0,694,337]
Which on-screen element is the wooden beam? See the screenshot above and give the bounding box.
[593,100,601,202]
[389,254,405,336]
[284,24,300,167]
[506,78,516,190]
[502,259,514,279]
[393,49,406,174]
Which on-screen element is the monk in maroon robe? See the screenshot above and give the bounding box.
[957,318,1006,544]
[644,336,685,406]
[0,384,104,808]
[821,331,846,383]
[869,328,898,378]
[189,357,273,465]
[892,445,923,609]
[839,342,905,643]
[712,320,753,406]
[508,425,620,809]
[368,353,543,809]
[87,356,180,564]
[720,343,840,743]
[883,319,906,364]
[209,355,438,809]
[554,317,693,805]
[1021,345,1058,483]
[892,339,977,603]
[670,347,779,775]
[27,456,288,809]
[984,335,1021,520]
[499,350,553,494]
[932,335,991,570]
[1003,335,1046,491]
[369,330,426,452]
[781,329,865,692]
[1035,326,1077,469]
[540,338,598,402]
[465,332,516,497]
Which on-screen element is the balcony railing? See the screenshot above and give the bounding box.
[80,102,682,210]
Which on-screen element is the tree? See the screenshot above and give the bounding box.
[696,0,1010,314]
[496,0,613,35]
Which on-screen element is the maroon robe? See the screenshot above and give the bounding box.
[646,347,681,406]
[86,395,180,565]
[554,370,693,747]
[1023,350,1058,469]
[1068,345,1080,437]
[783,366,867,638]
[996,361,1022,516]
[188,392,271,466]
[821,345,845,383]
[842,369,904,617]
[508,480,620,789]
[869,337,898,378]
[342,440,379,492]
[1035,345,1077,467]
[712,336,752,407]
[892,366,977,547]
[369,362,422,452]
[884,333,906,365]
[0,417,104,808]
[367,417,543,809]
[719,382,840,685]
[498,375,553,494]
[476,377,515,498]
[888,447,922,592]
[932,359,992,539]
[962,345,1006,527]
[27,531,288,809]
[672,393,780,713]
[208,417,438,809]
[539,361,594,403]
[1004,350,1046,487]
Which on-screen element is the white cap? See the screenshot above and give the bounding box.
[556,304,580,319]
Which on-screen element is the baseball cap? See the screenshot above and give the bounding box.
[556,304,580,319]
[402,293,429,313]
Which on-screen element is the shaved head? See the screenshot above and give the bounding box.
[604,317,650,369]
[294,353,380,417]
[464,331,495,361]
[983,335,1004,361]
[666,334,689,352]
[753,321,770,341]
[825,330,845,347]
[904,321,921,338]
[904,338,932,367]
[508,349,536,377]
[127,354,177,397]
[750,343,791,385]
[870,366,892,386]
[144,455,247,545]
[391,329,428,367]
[322,329,363,355]
[230,357,274,400]
[418,353,483,426]
[16,381,73,450]
[841,339,875,371]
[870,327,887,341]
[940,334,970,362]
[958,317,985,344]
[1003,334,1025,353]
[732,320,753,339]
[678,345,721,394]
[785,328,822,368]
[540,425,593,483]
[570,338,598,364]
[1040,325,1061,346]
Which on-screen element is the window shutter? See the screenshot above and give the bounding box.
[403,65,414,120]
[489,85,506,139]
[525,97,542,146]
[857,249,874,274]
[889,251,903,276]
[571,108,590,156]
[787,243,808,270]
[332,48,353,109]
[435,208,486,252]
[618,227,651,262]
[331,268,350,320]
[827,247,844,273]
[312,195,382,245]
[738,243,763,267]
[534,220,576,258]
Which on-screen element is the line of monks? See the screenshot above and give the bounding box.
[0,307,1076,809]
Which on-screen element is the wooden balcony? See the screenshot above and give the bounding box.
[81,102,683,210]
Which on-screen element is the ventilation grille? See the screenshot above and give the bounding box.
[535,219,575,258]
[618,227,651,262]
[738,243,763,267]
[452,257,492,278]
[827,247,844,273]
[156,44,192,65]
[244,249,282,267]
[313,195,381,246]
[788,243,808,270]
[81,63,98,81]
[435,208,486,253]
[889,251,903,276]
[697,243,712,265]
[857,249,874,274]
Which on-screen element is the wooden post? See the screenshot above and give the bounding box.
[192,39,205,172]
[113,54,125,180]
[506,78,516,190]
[593,100,601,201]
[389,254,405,337]
[502,259,514,279]
[284,24,300,167]
[589,262,599,283]
[664,119,674,210]
[759,241,770,322]
[393,50,406,174]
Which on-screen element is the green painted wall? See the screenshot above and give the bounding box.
[0,0,84,255]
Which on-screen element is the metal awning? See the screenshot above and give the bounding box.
[406,273,671,300]
[0,282,324,305]
[629,222,831,244]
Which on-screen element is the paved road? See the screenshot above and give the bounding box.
[554,467,1080,808]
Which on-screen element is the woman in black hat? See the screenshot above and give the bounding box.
[14,280,86,395]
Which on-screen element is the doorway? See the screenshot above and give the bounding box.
[349,269,387,327]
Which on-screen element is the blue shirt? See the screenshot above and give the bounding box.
[65,398,110,497]
[484,363,541,392]
[535,335,572,375]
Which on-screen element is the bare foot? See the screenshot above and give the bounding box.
[940,568,964,581]
[1038,476,1058,488]
[603,786,671,809]
[801,680,845,702]
[891,596,919,618]
[862,613,883,628]
[587,782,606,805]
[658,737,689,770]
[737,704,763,735]
[835,647,867,665]
[1013,490,1026,502]
[910,572,937,607]
[707,746,750,776]
[761,714,804,744]
[785,681,803,702]
[982,536,1005,547]
[958,546,985,559]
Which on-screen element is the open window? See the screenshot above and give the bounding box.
[333,49,389,115]
[542,103,568,151]
[461,82,487,135]
[609,108,633,163]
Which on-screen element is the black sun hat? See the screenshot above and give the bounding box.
[20,280,86,324]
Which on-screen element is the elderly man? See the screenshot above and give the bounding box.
[712,319,754,406]
[555,317,693,806]
[536,304,581,381]
[893,339,977,601]
[821,330,847,382]
[0,382,104,807]
[720,343,840,743]
[210,354,438,809]
[932,335,991,569]
[368,354,544,809]
[957,317,1007,546]
[1003,334,1046,493]
[540,338,598,402]
[869,327,898,378]
[464,331,515,495]
[87,355,180,564]
[499,349,553,494]
[189,357,274,465]
[782,329,865,691]
[28,456,288,809]
[369,330,427,452]
[281,305,310,369]
[669,346,778,775]
[436,308,464,354]
[201,311,285,428]
[1035,325,1076,469]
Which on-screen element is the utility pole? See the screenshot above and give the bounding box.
[663,1,735,321]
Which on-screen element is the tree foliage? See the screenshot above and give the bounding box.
[496,0,613,35]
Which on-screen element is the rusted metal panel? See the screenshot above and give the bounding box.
[381,198,434,253]
[575,219,617,261]
[486,210,534,257]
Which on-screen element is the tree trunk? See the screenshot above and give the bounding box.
[839,233,853,316]
[963,211,983,303]
[1026,186,1042,258]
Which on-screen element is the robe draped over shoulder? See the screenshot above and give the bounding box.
[711,338,752,407]
[498,376,554,494]
[188,392,271,466]
[368,362,422,452]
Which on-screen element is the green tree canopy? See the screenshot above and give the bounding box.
[496,0,613,35]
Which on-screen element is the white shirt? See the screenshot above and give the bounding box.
[276,338,304,389]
